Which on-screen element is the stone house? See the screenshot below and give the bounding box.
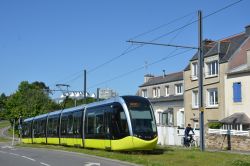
[138,71,185,128]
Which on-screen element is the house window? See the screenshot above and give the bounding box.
[233,82,242,102]
[191,62,198,79]
[157,87,161,97]
[206,60,218,76]
[153,87,160,98]
[142,89,148,98]
[153,88,157,98]
[192,90,198,108]
[207,88,218,107]
[165,86,169,96]
[162,113,168,125]
[177,110,184,128]
[175,84,183,95]
[162,110,173,126]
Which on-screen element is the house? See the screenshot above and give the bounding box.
[184,25,250,128]
[223,29,250,130]
[138,71,185,128]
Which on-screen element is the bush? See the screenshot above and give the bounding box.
[208,122,222,129]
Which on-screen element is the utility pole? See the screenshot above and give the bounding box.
[127,10,205,152]
[97,88,100,101]
[84,69,87,104]
[198,10,205,151]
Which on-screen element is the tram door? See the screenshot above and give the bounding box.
[104,109,112,150]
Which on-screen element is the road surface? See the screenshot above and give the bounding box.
[0,143,137,166]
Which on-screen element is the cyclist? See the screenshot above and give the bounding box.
[184,124,195,146]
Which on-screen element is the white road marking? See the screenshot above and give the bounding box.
[21,155,36,161]
[0,150,7,154]
[1,145,13,149]
[40,162,51,166]
[9,152,20,156]
[84,162,101,166]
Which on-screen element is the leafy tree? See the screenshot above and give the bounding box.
[5,81,60,123]
[0,93,7,120]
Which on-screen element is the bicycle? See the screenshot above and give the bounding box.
[183,134,195,147]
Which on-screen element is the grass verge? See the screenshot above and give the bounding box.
[0,137,10,142]
[17,143,250,166]
[0,120,10,128]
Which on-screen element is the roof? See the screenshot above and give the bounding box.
[220,33,248,63]
[33,113,48,120]
[23,117,34,122]
[61,105,85,114]
[227,67,250,76]
[139,71,183,87]
[185,33,249,71]
[220,113,250,124]
[148,95,183,103]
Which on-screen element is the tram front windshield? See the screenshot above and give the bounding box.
[123,96,157,137]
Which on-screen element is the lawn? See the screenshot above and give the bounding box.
[0,120,10,128]
[0,120,11,142]
[17,144,250,166]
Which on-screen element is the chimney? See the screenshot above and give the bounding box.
[144,74,154,83]
[245,25,250,36]
[163,70,166,78]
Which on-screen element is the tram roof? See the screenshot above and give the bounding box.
[34,113,48,120]
[23,117,34,122]
[48,110,62,116]
[61,105,85,114]
[86,96,121,108]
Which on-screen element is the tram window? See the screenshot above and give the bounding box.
[67,114,73,135]
[111,103,129,139]
[73,111,82,137]
[87,113,95,134]
[22,122,31,138]
[61,115,67,136]
[124,97,157,134]
[85,107,105,139]
[40,119,46,137]
[96,112,104,134]
[47,116,59,137]
[33,120,38,137]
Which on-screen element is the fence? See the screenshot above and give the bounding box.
[208,129,249,136]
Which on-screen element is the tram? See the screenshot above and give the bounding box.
[21,96,158,151]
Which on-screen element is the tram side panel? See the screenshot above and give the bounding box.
[21,121,33,144]
[60,110,83,147]
[47,114,60,145]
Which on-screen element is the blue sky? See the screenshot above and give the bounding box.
[0,0,249,98]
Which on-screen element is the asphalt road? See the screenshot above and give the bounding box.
[0,143,137,166]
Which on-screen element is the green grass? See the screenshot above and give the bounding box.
[0,120,11,142]
[0,120,10,128]
[17,144,250,166]
[0,137,10,142]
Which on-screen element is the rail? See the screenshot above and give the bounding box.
[208,129,249,136]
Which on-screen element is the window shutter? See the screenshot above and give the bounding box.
[233,82,242,102]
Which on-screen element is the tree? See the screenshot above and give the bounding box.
[5,81,60,123]
[0,93,7,120]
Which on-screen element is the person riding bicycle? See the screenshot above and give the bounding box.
[184,124,195,145]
